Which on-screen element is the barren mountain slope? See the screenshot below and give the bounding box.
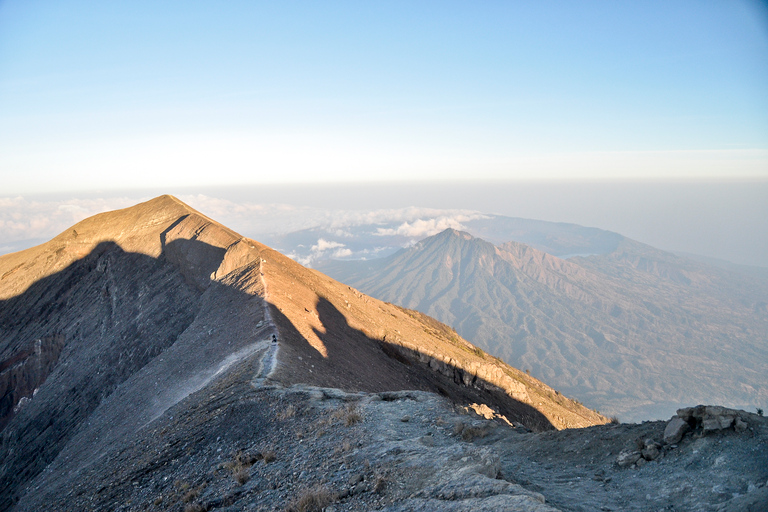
[0,196,606,510]
[317,229,768,421]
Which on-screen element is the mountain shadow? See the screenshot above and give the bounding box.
[266,295,554,432]
[0,235,558,509]
[0,240,211,509]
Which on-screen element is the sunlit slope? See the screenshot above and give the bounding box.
[247,235,606,430]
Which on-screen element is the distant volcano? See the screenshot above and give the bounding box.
[318,227,768,422]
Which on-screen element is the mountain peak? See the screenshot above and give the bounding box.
[438,227,474,240]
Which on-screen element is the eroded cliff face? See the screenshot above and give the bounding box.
[0,334,64,431]
[0,241,206,509]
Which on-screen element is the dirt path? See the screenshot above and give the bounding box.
[252,258,279,385]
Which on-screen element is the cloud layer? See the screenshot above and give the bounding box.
[0,196,141,247]
[0,194,485,262]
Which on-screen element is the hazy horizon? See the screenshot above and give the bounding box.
[2,179,767,269]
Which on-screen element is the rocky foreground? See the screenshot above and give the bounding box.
[16,353,768,511]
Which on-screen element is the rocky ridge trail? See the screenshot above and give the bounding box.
[14,352,768,511]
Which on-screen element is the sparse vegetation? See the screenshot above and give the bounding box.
[263,449,277,463]
[331,404,363,426]
[758,408,764,416]
[610,416,620,424]
[234,468,250,485]
[333,439,353,455]
[181,483,206,503]
[285,484,336,512]
[222,450,262,484]
[278,404,297,420]
[462,425,489,441]
[344,408,363,426]
[373,472,388,494]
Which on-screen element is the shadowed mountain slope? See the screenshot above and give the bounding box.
[317,229,768,421]
[0,196,606,510]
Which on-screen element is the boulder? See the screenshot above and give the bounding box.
[616,450,642,467]
[641,442,661,461]
[664,416,689,444]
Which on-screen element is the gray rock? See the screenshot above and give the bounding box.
[641,443,661,461]
[663,416,690,444]
[702,414,734,433]
[676,406,696,421]
[718,415,735,429]
[679,405,749,434]
[701,417,722,432]
[616,450,642,467]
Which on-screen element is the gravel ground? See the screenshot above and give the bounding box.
[13,352,768,512]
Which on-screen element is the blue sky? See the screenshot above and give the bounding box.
[1,1,767,193]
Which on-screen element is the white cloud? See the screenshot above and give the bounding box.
[0,194,487,262]
[321,207,486,230]
[179,197,489,240]
[331,248,353,258]
[375,214,485,238]
[311,239,346,252]
[286,238,353,267]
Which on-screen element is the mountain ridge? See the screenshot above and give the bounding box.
[0,196,607,510]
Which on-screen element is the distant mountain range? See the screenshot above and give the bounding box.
[263,212,627,267]
[317,228,768,421]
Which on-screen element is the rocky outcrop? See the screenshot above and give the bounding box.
[675,405,753,435]
[0,334,65,430]
[414,347,530,403]
[616,405,762,470]
[663,416,690,444]
[373,337,604,430]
